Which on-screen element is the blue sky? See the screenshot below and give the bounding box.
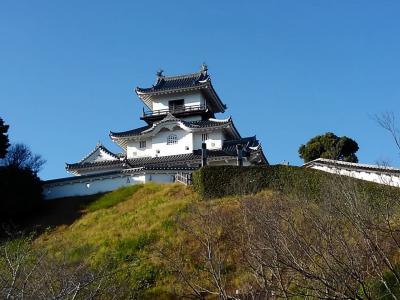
[1,1,400,179]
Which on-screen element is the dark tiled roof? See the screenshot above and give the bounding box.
[78,143,120,163]
[222,136,259,153]
[183,118,232,128]
[66,150,237,172]
[109,125,151,138]
[127,150,238,168]
[110,118,233,138]
[66,159,124,171]
[96,145,119,159]
[67,136,268,172]
[136,71,209,94]
[222,136,269,165]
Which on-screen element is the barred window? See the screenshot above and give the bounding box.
[201,133,208,141]
[139,141,146,148]
[167,134,178,145]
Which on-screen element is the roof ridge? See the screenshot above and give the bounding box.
[161,71,203,80]
[309,158,400,171]
[208,116,232,123]
[76,143,119,164]
[109,124,151,136]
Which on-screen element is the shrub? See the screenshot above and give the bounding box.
[0,165,42,222]
[192,165,400,200]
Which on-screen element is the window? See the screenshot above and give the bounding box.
[167,134,178,145]
[139,140,146,148]
[201,133,208,141]
[168,99,184,112]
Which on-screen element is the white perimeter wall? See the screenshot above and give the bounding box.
[309,165,400,187]
[43,171,182,200]
[44,174,146,200]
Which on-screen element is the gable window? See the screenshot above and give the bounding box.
[139,141,146,149]
[201,133,208,141]
[167,134,178,145]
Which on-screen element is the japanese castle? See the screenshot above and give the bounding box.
[43,64,268,199]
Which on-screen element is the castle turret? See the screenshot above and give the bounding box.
[135,64,226,124]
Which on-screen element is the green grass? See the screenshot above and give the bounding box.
[85,184,144,212]
[113,232,157,262]
[35,183,196,297]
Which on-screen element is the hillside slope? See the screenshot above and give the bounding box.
[29,170,400,299]
[35,183,197,297]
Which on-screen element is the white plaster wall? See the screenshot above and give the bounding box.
[152,92,205,111]
[145,173,175,183]
[126,128,227,158]
[152,129,193,157]
[309,165,400,187]
[193,130,223,150]
[44,170,187,200]
[127,138,153,158]
[127,128,218,159]
[43,175,146,200]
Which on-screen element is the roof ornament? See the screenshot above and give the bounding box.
[161,112,179,122]
[200,63,208,73]
[155,69,164,86]
[96,141,102,147]
[156,69,164,78]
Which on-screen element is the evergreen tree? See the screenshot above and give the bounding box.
[0,117,10,159]
[299,132,359,163]
[0,118,44,224]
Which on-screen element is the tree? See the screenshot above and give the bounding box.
[0,117,9,159]
[0,166,42,221]
[170,175,400,299]
[0,124,45,223]
[0,235,130,299]
[161,204,239,299]
[4,143,45,174]
[298,132,359,163]
[375,112,400,155]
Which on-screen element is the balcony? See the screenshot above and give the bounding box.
[142,104,207,118]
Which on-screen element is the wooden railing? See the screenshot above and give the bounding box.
[175,172,193,185]
[143,105,206,117]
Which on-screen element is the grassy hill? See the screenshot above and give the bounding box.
[3,166,400,299]
[34,183,197,297]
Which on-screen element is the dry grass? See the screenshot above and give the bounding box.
[36,183,195,261]
[34,183,197,296]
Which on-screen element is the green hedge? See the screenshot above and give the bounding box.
[192,165,400,200]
